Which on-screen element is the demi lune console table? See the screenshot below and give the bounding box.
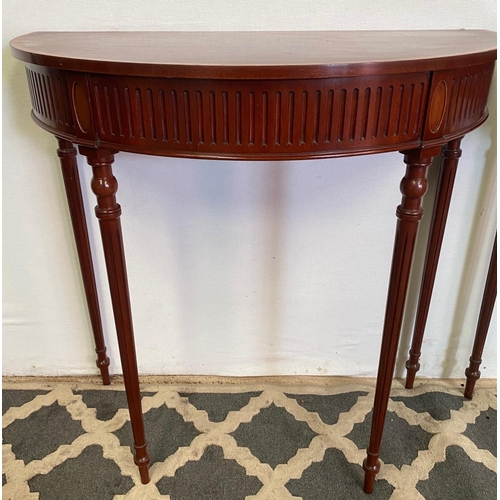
[10,30,497,494]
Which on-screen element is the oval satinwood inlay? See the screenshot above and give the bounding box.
[72,81,91,133]
[428,80,447,133]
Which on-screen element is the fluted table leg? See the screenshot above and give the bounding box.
[79,146,150,484]
[464,234,497,399]
[405,138,463,389]
[363,147,438,494]
[57,138,110,385]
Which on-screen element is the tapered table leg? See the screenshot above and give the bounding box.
[464,234,497,399]
[363,147,438,494]
[79,146,150,484]
[57,138,110,385]
[405,138,463,389]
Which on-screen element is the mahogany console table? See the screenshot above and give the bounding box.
[10,30,497,494]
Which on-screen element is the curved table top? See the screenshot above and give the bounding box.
[10,30,497,79]
[9,30,498,160]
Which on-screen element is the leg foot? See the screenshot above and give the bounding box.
[464,362,480,400]
[96,355,111,385]
[135,447,151,484]
[363,455,380,494]
[404,359,419,389]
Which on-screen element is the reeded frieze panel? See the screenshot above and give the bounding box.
[88,73,430,156]
[444,64,495,134]
[424,62,495,141]
[23,63,494,157]
[25,66,75,136]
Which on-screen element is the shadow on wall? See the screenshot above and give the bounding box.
[260,161,287,373]
[114,156,289,374]
[441,82,497,378]
[4,44,109,360]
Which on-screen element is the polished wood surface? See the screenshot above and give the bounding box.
[57,139,111,385]
[363,146,437,493]
[11,31,496,160]
[464,234,497,399]
[405,138,463,388]
[10,30,496,493]
[80,146,150,482]
[10,30,497,78]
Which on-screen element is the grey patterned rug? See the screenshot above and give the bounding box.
[2,378,496,499]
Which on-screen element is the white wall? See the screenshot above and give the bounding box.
[3,1,497,379]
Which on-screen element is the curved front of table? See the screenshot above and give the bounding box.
[10,30,496,494]
[24,61,494,159]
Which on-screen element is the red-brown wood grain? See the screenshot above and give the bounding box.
[10,31,497,79]
[11,31,496,160]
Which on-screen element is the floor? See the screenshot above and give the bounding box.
[2,376,497,499]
